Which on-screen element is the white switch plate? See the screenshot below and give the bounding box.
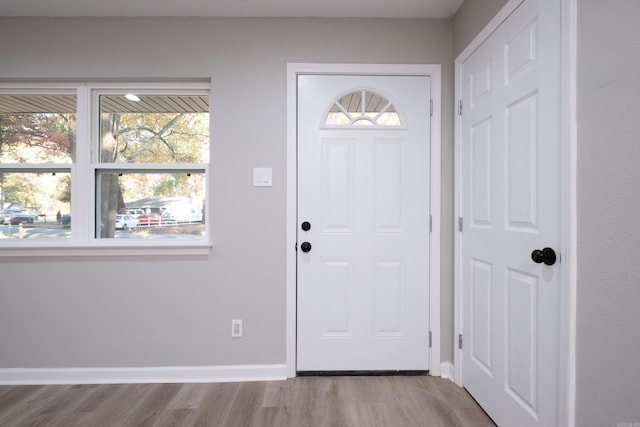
[253,168,272,187]
[231,319,243,338]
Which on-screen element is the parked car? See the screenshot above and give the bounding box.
[1,209,19,224]
[136,213,161,226]
[61,214,71,227]
[115,214,138,230]
[126,208,145,217]
[9,213,34,225]
[1,209,34,225]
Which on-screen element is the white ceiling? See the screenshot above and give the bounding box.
[0,0,464,19]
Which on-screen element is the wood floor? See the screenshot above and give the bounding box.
[0,376,496,427]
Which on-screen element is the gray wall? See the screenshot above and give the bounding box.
[452,0,508,57]
[0,18,454,368]
[454,0,640,425]
[576,0,640,424]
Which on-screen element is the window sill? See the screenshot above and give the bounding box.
[0,242,213,257]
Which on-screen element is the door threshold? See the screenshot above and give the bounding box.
[297,370,429,377]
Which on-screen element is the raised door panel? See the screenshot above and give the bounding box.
[320,259,353,337]
[471,258,493,376]
[505,268,539,417]
[471,59,493,109]
[506,93,538,230]
[372,259,405,337]
[506,19,538,84]
[471,117,493,227]
[373,139,406,233]
[321,138,355,233]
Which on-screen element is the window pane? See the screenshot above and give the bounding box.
[326,112,351,126]
[96,171,205,239]
[0,95,76,163]
[99,95,209,164]
[325,90,400,127]
[0,171,71,240]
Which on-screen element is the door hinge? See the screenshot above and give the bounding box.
[458,334,463,349]
[458,217,463,232]
[295,242,298,251]
[429,215,433,233]
[428,330,432,348]
[458,99,463,116]
[430,99,434,117]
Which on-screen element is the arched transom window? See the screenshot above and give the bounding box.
[325,90,402,127]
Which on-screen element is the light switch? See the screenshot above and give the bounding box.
[253,167,272,187]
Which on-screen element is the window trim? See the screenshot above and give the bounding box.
[0,81,212,256]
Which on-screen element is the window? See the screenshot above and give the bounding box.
[324,90,401,127]
[0,83,210,254]
[0,93,75,240]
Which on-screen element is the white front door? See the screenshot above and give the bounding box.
[297,74,431,372]
[459,0,562,425]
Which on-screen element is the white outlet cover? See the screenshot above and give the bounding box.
[253,168,272,187]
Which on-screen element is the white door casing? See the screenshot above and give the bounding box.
[297,74,431,371]
[455,0,568,426]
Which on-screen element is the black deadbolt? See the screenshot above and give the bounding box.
[301,221,311,231]
[300,242,312,253]
[531,247,557,266]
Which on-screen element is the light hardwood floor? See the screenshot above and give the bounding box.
[0,376,496,426]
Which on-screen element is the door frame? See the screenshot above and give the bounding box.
[453,0,577,425]
[286,63,442,377]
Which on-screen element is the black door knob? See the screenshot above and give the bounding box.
[301,221,311,231]
[531,247,557,266]
[300,242,312,253]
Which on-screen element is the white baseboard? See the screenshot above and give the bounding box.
[0,364,288,385]
[440,361,455,382]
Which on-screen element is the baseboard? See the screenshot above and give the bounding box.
[0,364,288,385]
[440,361,455,382]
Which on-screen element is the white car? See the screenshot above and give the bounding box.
[126,209,145,217]
[115,214,138,230]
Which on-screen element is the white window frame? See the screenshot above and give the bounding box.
[0,81,212,256]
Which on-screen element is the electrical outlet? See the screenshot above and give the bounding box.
[231,319,243,338]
